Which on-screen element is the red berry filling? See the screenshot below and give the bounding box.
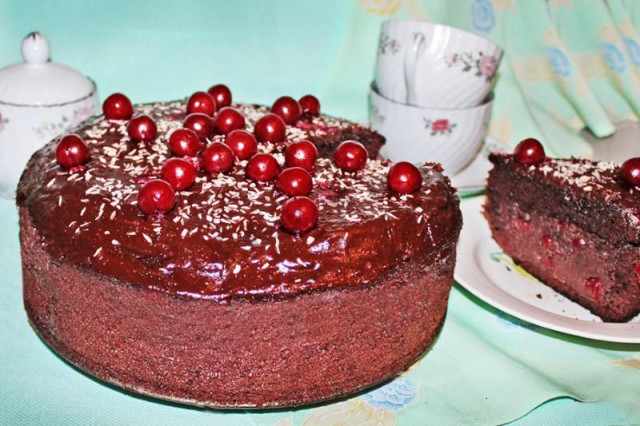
[585,277,604,302]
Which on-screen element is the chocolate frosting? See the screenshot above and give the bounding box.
[18,100,461,301]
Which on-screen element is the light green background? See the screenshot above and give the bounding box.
[0,0,354,113]
[1,1,640,425]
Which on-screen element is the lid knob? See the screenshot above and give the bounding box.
[21,32,50,64]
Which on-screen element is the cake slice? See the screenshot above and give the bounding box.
[485,139,640,322]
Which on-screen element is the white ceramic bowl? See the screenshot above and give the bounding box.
[0,32,100,199]
[369,84,493,174]
[375,19,503,109]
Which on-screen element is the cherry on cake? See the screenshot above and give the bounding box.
[17,89,461,408]
[485,139,640,323]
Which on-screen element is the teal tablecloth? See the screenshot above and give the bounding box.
[1,1,640,424]
[2,197,639,425]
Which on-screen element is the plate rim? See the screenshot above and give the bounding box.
[455,196,640,344]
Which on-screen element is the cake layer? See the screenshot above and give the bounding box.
[486,154,640,322]
[21,207,456,408]
[487,154,640,246]
[17,100,460,300]
[485,197,640,322]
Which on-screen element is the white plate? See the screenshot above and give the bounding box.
[455,196,640,343]
[449,136,508,196]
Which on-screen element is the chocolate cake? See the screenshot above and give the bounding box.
[485,141,640,322]
[17,94,461,408]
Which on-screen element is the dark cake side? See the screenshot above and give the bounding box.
[21,207,458,408]
[485,153,640,322]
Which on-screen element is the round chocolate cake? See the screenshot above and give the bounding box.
[17,93,461,408]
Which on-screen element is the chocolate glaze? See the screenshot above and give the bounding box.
[17,100,460,301]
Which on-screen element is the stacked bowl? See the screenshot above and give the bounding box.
[370,20,503,174]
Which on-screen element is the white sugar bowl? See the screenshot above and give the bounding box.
[0,32,100,199]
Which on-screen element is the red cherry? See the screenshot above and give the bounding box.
[137,179,176,215]
[620,157,640,187]
[187,91,217,116]
[514,138,545,165]
[572,237,586,249]
[207,84,232,108]
[585,277,603,301]
[102,93,134,120]
[334,140,368,172]
[387,162,422,194]
[161,158,197,191]
[284,140,318,171]
[246,153,281,181]
[168,128,202,157]
[128,115,157,142]
[183,113,214,141]
[202,142,235,174]
[214,107,246,135]
[225,129,257,160]
[299,95,320,116]
[55,134,90,168]
[277,167,313,196]
[254,113,287,143]
[271,96,302,125]
[281,196,318,234]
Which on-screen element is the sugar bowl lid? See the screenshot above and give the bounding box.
[0,32,96,106]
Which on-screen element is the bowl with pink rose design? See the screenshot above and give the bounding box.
[375,19,503,109]
[369,84,492,174]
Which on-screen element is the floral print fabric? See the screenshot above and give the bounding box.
[338,0,640,159]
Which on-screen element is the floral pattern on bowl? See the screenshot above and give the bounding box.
[31,104,95,141]
[378,33,401,55]
[424,118,456,136]
[445,52,498,81]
